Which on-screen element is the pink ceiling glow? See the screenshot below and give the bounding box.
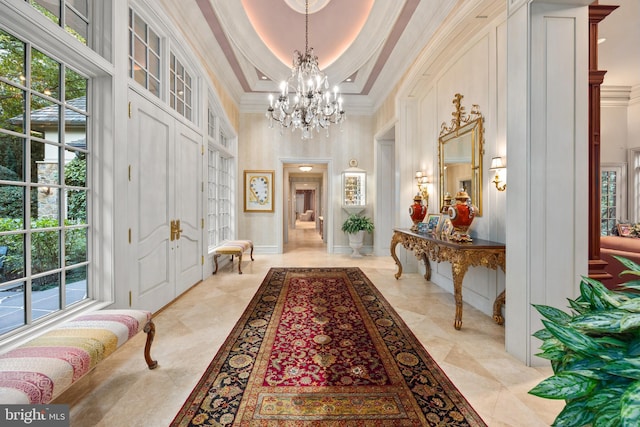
[242,0,374,69]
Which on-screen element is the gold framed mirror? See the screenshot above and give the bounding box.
[439,94,484,216]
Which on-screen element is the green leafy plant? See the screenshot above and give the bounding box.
[529,255,640,427]
[341,214,374,234]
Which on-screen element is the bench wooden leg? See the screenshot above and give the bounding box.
[250,244,254,261]
[238,253,243,274]
[213,254,220,274]
[143,320,158,369]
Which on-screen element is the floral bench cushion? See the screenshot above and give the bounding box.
[0,309,157,404]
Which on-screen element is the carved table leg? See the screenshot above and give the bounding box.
[390,232,403,279]
[422,253,431,281]
[451,258,470,330]
[143,320,158,369]
[493,290,506,325]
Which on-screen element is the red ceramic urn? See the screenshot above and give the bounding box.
[409,194,427,230]
[447,190,477,242]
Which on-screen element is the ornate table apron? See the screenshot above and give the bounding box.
[390,228,505,330]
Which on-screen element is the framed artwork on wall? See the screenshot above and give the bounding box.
[244,170,274,212]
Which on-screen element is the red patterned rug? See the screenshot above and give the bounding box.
[171,268,486,426]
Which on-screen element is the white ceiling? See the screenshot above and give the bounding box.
[163,0,638,113]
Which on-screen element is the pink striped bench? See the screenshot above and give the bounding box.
[0,309,157,404]
[212,240,254,274]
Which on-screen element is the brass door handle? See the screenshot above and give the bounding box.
[170,219,183,241]
[175,219,183,240]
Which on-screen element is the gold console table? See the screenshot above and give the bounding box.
[390,228,505,330]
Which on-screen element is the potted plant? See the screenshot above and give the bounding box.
[341,214,374,257]
[529,256,640,427]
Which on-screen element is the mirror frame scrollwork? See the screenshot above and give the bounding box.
[438,94,485,216]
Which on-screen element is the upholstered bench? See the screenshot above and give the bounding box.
[0,309,157,404]
[212,240,254,274]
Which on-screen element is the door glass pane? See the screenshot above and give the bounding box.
[65,265,86,306]
[0,82,26,134]
[0,30,26,86]
[0,282,26,334]
[31,49,60,100]
[32,271,61,321]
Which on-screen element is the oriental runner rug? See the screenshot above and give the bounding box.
[171,268,486,426]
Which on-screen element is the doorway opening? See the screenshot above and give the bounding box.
[283,162,328,252]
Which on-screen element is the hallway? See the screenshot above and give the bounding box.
[58,246,562,426]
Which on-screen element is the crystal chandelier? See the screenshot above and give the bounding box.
[266,0,345,139]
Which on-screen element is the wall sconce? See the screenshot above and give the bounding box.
[415,171,430,203]
[489,157,506,191]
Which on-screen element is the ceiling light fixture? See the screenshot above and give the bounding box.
[299,165,312,172]
[266,0,345,139]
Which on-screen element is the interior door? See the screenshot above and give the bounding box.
[128,89,176,312]
[127,89,203,311]
[174,121,203,294]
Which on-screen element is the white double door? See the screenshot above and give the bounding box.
[127,89,203,312]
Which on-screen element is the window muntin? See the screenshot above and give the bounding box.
[0,28,90,335]
[128,9,160,97]
[27,0,89,45]
[169,53,193,121]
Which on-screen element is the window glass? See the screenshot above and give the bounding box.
[0,29,90,335]
[28,0,89,46]
[129,9,161,98]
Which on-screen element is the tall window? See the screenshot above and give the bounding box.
[128,8,160,97]
[207,110,233,249]
[27,0,90,45]
[169,53,193,121]
[0,29,90,335]
[601,164,626,236]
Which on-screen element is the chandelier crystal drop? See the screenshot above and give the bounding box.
[265,0,345,139]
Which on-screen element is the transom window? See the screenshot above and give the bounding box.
[128,8,160,97]
[169,53,193,121]
[27,0,90,45]
[0,28,90,335]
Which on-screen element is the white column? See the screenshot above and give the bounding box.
[505,0,590,365]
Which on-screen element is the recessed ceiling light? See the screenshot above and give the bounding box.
[598,37,606,44]
[261,75,268,80]
[346,78,352,82]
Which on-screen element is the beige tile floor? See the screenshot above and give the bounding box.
[58,224,563,426]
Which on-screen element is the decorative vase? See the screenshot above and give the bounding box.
[348,230,365,257]
[409,194,427,231]
[447,190,477,242]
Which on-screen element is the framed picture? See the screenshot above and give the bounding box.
[441,218,453,238]
[244,170,274,212]
[618,223,632,237]
[426,213,441,233]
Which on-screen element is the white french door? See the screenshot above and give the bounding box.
[127,89,202,312]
